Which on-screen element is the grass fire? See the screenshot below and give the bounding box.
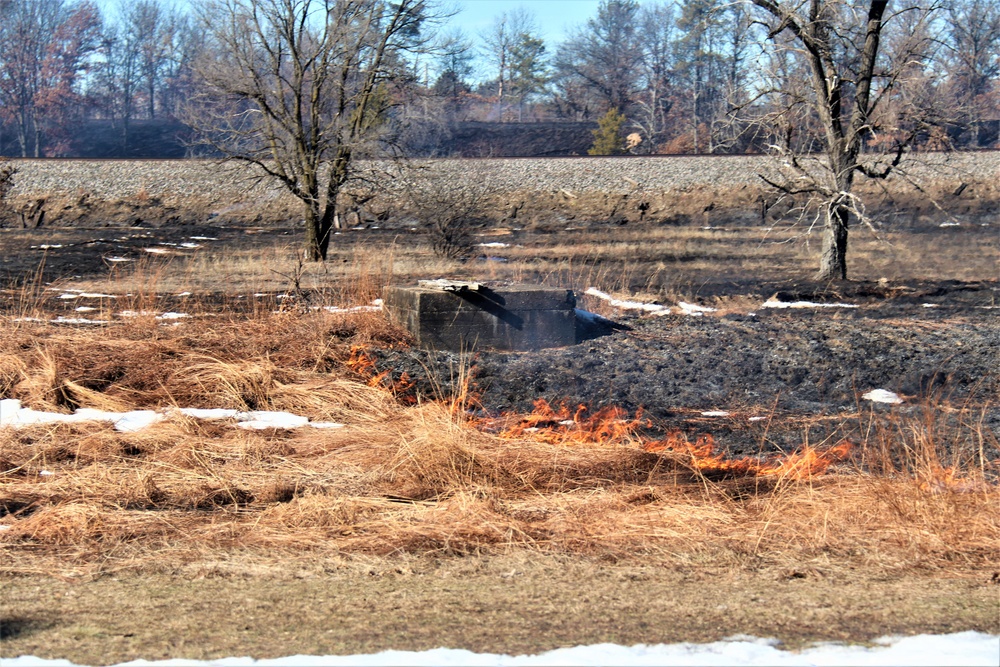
[1,178,998,663]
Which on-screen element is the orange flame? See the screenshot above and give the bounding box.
[477,398,649,446]
[644,431,854,479]
[918,465,985,494]
[345,346,853,479]
[346,345,415,401]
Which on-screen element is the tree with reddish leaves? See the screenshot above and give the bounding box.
[0,0,101,157]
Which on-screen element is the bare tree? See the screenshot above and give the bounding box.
[630,2,677,153]
[479,8,546,122]
[675,0,727,153]
[943,0,1000,147]
[748,0,940,280]
[187,0,434,261]
[0,0,101,157]
[552,0,643,116]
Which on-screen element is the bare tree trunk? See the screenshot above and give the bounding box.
[304,204,327,262]
[817,204,849,280]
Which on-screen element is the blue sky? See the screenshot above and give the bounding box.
[448,0,602,45]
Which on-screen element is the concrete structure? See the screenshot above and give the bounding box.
[383,283,576,351]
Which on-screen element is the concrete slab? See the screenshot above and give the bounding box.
[383,284,576,351]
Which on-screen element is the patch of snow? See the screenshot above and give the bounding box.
[119,310,156,317]
[105,257,132,263]
[177,292,192,297]
[921,303,940,308]
[235,411,310,430]
[862,389,904,405]
[574,308,615,326]
[74,307,97,312]
[320,305,382,314]
[748,416,767,422]
[477,242,510,248]
[156,313,190,320]
[58,292,117,300]
[372,299,384,307]
[4,633,998,666]
[144,247,171,254]
[939,222,961,227]
[189,236,219,241]
[39,470,54,476]
[585,288,671,315]
[678,302,717,316]
[51,317,109,325]
[701,411,730,417]
[31,244,64,249]
[179,243,202,249]
[760,298,859,309]
[1,400,344,433]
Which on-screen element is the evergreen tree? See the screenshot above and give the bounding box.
[588,108,626,155]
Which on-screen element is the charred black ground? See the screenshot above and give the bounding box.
[2,218,998,460]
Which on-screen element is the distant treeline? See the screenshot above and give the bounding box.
[0,0,997,159]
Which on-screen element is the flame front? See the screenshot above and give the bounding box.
[346,345,415,401]
[480,398,649,446]
[344,348,853,479]
[643,433,854,479]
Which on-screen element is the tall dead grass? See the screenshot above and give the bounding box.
[0,303,997,577]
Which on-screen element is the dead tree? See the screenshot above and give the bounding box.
[749,0,939,280]
[186,0,436,261]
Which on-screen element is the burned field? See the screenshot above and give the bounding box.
[0,186,998,662]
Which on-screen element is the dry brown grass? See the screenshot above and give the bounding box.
[1,306,997,578]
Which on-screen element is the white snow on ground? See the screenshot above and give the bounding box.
[58,292,116,299]
[477,242,511,248]
[50,317,109,325]
[701,411,730,417]
[0,399,344,432]
[319,305,382,314]
[862,389,904,404]
[105,257,132,263]
[4,633,997,667]
[584,289,718,317]
[574,308,616,326]
[584,288,671,315]
[760,297,859,309]
[144,247,171,255]
[677,301,718,316]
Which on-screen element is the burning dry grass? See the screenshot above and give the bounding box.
[0,309,998,578]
